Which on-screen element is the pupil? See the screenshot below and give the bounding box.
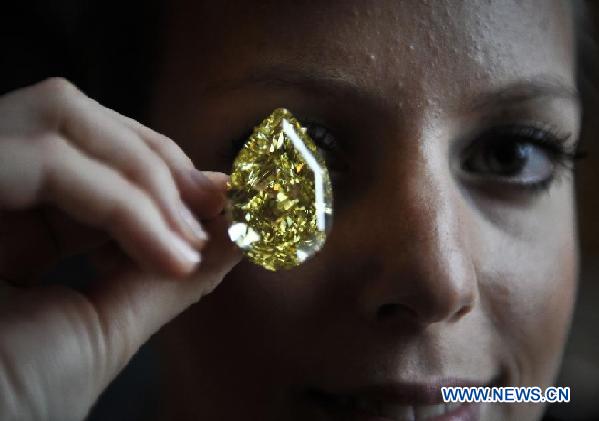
[488,142,528,175]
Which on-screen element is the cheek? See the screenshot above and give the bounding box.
[476,189,577,388]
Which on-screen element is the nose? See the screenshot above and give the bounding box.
[354,138,478,326]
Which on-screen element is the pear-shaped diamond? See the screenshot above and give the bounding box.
[227,108,333,271]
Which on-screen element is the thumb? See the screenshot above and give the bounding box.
[86,213,242,387]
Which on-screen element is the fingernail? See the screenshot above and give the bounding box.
[187,168,211,187]
[167,231,202,265]
[188,168,225,192]
[179,205,209,241]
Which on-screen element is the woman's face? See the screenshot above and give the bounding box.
[150,1,580,420]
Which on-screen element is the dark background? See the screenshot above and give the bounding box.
[1,2,598,420]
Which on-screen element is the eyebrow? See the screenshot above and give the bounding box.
[205,65,580,112]
[468,77,580,112]
[203,65,374,101]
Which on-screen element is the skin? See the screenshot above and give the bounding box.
[0,1,580,421]
[150,1,581,420]
[0,80,241,420]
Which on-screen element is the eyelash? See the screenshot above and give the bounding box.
[229,121,344,167]
[229,121,584,194]
[462,124,583,191]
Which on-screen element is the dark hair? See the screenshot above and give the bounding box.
[0,0,163,122]
[575,1,599,151]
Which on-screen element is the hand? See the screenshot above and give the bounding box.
[0,78,242,421]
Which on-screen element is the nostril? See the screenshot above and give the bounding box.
[377,303,397,319]
[376,303,418,320]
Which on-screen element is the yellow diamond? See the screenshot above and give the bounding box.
[227,108,333,271]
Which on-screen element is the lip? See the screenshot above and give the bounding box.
[306,380,485,421]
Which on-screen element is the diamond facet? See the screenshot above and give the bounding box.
[227,108,333,271]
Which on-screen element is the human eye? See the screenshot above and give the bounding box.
[229,120,348,178]
[460,124,582,191]
[304,122,349,176]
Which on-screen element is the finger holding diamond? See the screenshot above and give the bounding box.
[37,135,202,277]
[33,78,208,247]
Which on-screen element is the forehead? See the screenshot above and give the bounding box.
[163,0,575,109]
